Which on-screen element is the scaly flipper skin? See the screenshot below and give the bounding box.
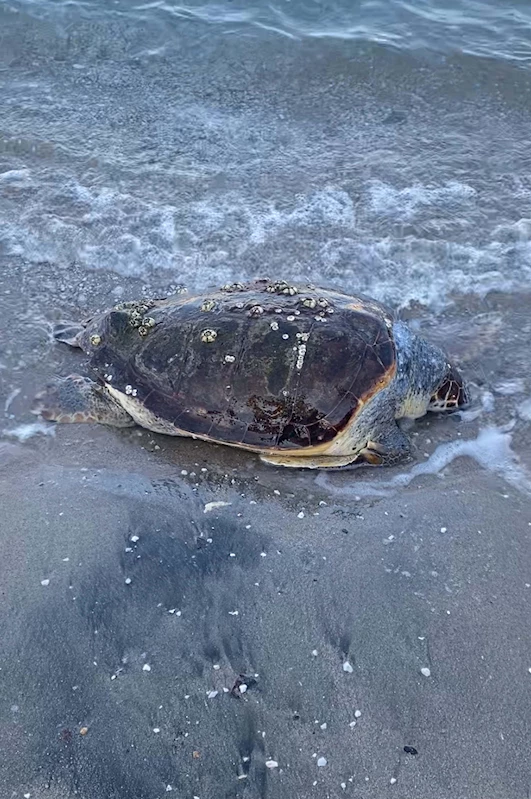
[33,375,135,427]
[53,322,86,348]
[357,423,412,467]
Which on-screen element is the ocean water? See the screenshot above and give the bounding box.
[1,0,531,311]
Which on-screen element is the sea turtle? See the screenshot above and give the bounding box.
[33,280,469,469]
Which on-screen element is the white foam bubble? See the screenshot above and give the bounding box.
[3,422,56,442]
[518,399,531,422]
[366,179,477,222]
[316,426,531,499]
[3,167,530,311]
[319,235,527,312]
[493,379,526,396]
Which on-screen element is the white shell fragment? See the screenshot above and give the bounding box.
[343,661,354,673]
[317,757,327,767]
[265,760,279,769]
[204,501,231,513]
[421,667,431,677]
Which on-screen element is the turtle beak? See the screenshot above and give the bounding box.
[429,364,469,412]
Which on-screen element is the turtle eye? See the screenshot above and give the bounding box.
[430,366,469,412]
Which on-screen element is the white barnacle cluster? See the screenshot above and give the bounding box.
[266,280,298,296]
[270,321,279,331]
[200,329,218,343]
[221,282,245,292]
[125,384,138,397]
[201,299,216,312]
[296,344,307,370]
[295,331,310,371]
[248,305,264,317]
[301,296,334,317]
[224,355,236,363]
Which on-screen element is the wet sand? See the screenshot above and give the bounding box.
[1,419,531,799]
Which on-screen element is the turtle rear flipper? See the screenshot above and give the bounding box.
[53,321,86,348]
[32,375,135,427]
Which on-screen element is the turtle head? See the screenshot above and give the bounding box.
[393,321,469,418]
[428,362,469,413]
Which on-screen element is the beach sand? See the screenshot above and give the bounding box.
[1,417,530,798]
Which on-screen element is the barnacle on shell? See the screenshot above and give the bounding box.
[302,297,317,309]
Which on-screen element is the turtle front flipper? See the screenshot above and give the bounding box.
[32,375,135,427]
[357,423,412,467]
[53,322,86,348]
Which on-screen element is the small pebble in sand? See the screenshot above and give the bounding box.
[229,553,236,558]
[228,610,239,616]
[343,661,353,673]
[317,757,327,767]
[440,527,447,533]
[297,511,305,518]
[320,722,327,730]
[41,579,50,586]
[166,786,173,792]
[354,710,361,718]
[213,664,220,670]
[153,727,160,733]
[421,667,431,677]
[527,667,531,674]
[311,649,318,657]
[131,535,140,542]
[180,470,188,475]
[390,777,397,784]
[207,691,218,699]
[239,684,248,693]
[349,721,356,728]
[265,760,278,769]
[142,664,151,672]
[79,727,89,736]
[125,577,132,585]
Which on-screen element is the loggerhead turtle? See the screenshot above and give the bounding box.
[34,280,469,469]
